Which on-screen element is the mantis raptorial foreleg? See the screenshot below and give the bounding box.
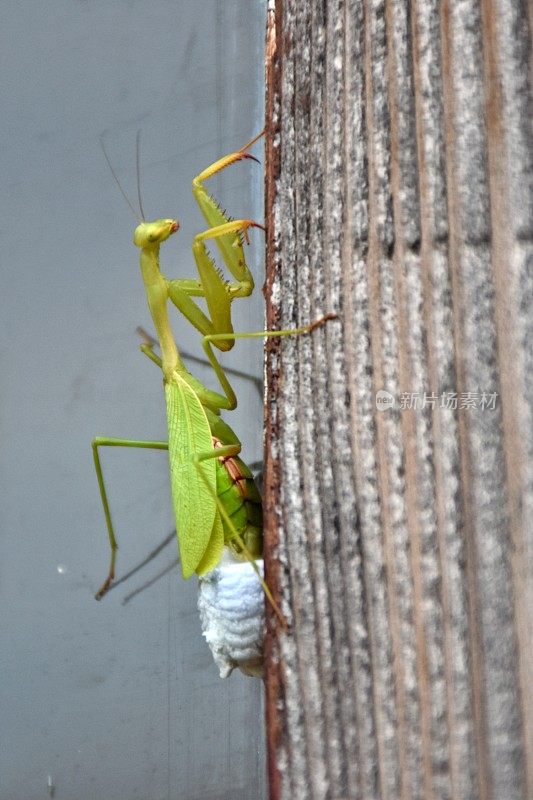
[165,132,265,351]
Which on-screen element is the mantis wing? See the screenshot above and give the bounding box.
[195,510,224,575]
[165,373,219,578]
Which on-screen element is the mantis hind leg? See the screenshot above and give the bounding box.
[92,436,168,600]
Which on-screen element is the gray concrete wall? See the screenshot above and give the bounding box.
[1,2,267,798]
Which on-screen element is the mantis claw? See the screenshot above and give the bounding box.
[95,573,114,601]
[239,152,261,165]
[307,312,339,333]
[238,219,266,245]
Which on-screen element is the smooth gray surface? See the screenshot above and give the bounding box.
[1,2,267,798]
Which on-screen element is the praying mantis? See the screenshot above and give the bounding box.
[92,132,334,669]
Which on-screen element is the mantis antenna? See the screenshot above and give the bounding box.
[99,134,144,222]
[135,130,146,223]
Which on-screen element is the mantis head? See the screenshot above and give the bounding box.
[133,219,179,249]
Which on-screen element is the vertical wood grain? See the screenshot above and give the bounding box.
[264,1,532,798]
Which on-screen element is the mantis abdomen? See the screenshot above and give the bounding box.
[214,439,263,559]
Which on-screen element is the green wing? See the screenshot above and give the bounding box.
[165,373,217,578]
[195,510,224,575]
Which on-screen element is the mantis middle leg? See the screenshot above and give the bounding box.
[194,314,339,414]
[140,313,337,417]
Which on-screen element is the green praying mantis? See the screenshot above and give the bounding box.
[92,131,335,630]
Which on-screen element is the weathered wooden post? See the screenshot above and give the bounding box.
[263,1,532,798]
